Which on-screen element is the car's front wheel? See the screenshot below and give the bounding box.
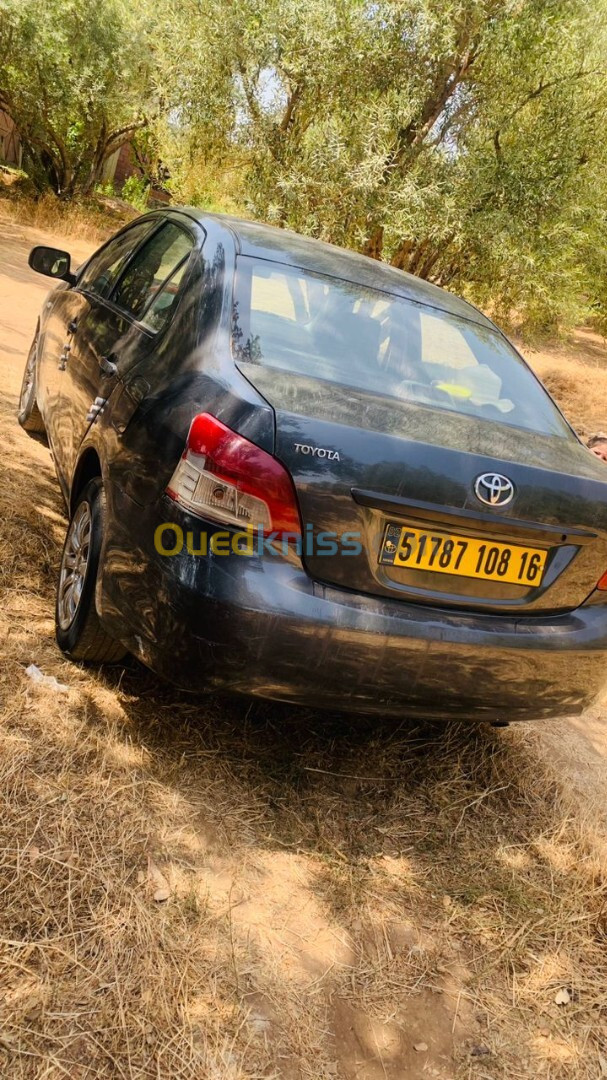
[55,478,128,663]
[18,333,46,435]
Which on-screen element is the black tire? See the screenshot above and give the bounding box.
[18,333,46,435]
[55,478,128,663]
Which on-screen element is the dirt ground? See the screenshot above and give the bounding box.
[2,217,607,1079]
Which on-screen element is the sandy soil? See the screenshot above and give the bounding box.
[2,216,607,1079]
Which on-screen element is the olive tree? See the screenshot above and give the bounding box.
[158,0,607,332]
[0,0,158,196]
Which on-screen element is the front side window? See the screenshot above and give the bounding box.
[77,219,156,299]
[232,257,571,437]
[111,222,193,325]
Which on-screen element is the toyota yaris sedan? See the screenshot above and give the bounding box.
[19,209,607,720]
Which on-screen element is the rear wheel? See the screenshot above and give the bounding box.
[55,478,128,663]
[18,334,46,435]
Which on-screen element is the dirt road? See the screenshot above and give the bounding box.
[1,217,607,1079]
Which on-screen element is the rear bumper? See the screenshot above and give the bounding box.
[99,491,607,720]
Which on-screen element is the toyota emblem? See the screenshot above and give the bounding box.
[474,472,515,507]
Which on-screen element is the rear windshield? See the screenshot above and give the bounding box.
[232,256,570,437]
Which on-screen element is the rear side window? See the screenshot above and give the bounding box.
[232,257,571,437]
[111,222,193,325]
[139,258,190,333]
[77,219,156,298]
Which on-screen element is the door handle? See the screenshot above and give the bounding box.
[58,342,71,370]
[67,319,78,334]
[98,353,117,377]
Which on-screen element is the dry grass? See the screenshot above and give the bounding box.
[0,189,137,244]
[519,327,607,439]
[1,389,607,1078]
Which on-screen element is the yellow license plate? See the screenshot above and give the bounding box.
[380,523,548,586]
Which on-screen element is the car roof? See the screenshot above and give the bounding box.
[175,208,493,329]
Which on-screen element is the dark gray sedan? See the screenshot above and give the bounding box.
[19,210,607,720]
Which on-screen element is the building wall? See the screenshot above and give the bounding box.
[0,111,22,168]
[100,140,171,205]
[114,142,137,186]
[100,146,121,183]
[101,142,138,186]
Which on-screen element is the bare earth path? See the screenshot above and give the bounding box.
[1,217,607,1079]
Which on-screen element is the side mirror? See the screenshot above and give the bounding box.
[28,246,76,284]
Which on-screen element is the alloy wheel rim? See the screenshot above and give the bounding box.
[20,347,36,412]
[57,502,92,630]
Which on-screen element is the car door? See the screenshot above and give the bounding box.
[44,217,160,485]
[37,285,90,457]
[57,217,196,489]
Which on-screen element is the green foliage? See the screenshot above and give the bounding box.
[121,174,150,212]
[0,0,157,196]
[155,0,607,335]
[94,179,115,198]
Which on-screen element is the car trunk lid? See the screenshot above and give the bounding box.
[237,365,607,615]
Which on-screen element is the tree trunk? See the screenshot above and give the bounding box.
[417,248,443,280]
[79,120,148,197]
[362,225,384,260]
[79,122,109,196]
[390,239,414,271]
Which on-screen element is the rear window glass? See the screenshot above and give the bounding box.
[232,256,570,437]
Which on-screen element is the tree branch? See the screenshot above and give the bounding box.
[498,67,604,132]
[103,118,149,160]
[396,45,477,160]
[105,117,148,149]
[279,84,302,134]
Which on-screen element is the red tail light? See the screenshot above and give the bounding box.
[597,571,607,590]
[166,413,302,538]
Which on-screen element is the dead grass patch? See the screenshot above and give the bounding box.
[520,328,607,438]
[0,191,137,245]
